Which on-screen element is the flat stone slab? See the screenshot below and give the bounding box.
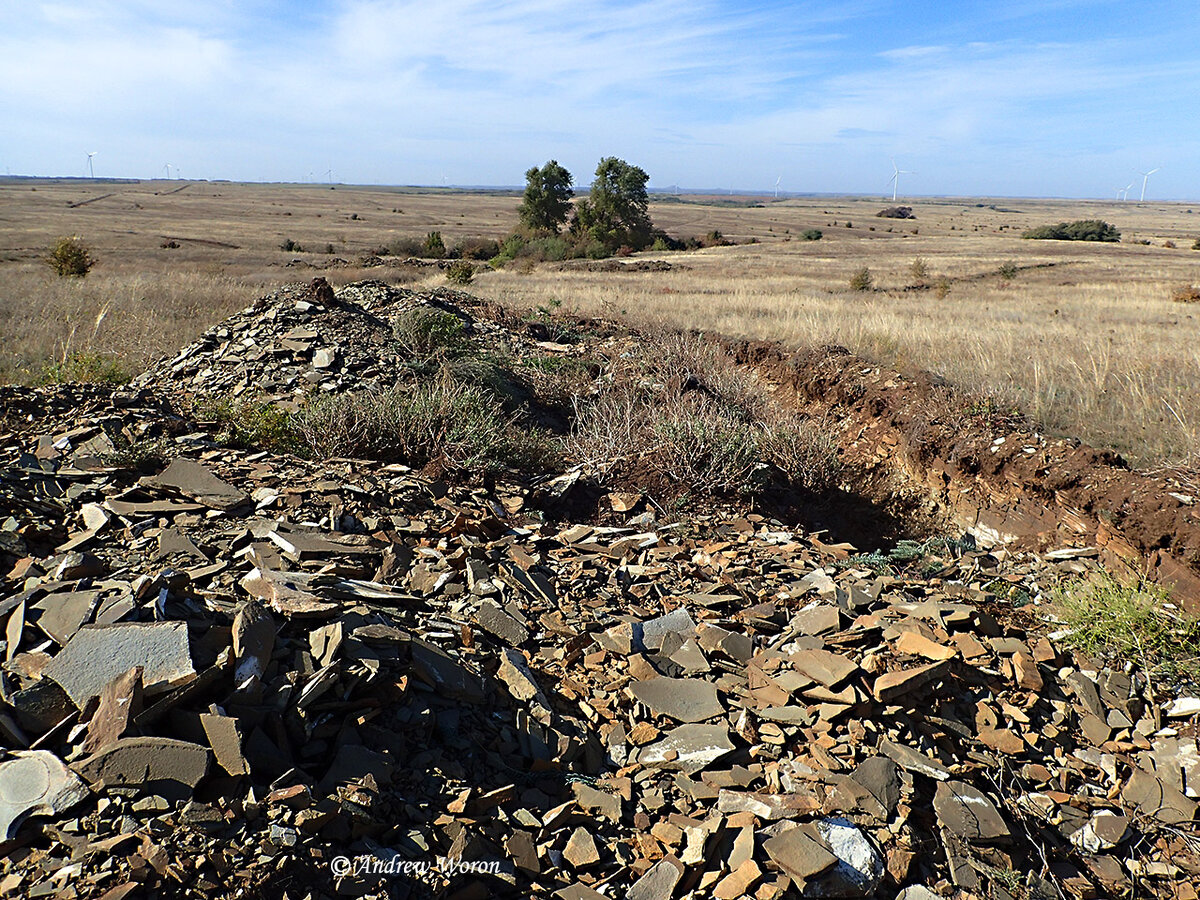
[880,739,952,781]
[933,781,1010,843]
[142,458,248,511]
[639,724,734,775]
[790,648,859,688]
[44,622,195,708]
[630,676,723,723]
[0,751,90,840]
[763,824,838,886]
[75,737,209,802]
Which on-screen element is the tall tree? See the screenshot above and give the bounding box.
[517,160,574,234]
[571,157,654,253]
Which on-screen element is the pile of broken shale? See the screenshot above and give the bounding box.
[0,279,1197,900]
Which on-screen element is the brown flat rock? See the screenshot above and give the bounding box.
[630,676,723,723]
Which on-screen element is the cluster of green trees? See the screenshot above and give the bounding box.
[504,157,663,262]
[1021,219,1121,242]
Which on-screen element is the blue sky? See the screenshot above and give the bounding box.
[3,1,1198,198]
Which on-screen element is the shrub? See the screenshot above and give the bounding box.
[48,236,94,277]
[393,307,467,356]
[1171,284,1200,304]
[280,238,304,252]
[876,206,914,219]
[1053,573,1200,680]
[445,260,475,285]
[423,231,446,258]
[296,378,554,475]
[38,350,129,385]
[452,237,501,260]
[1021,219,1120,242]
[909,257,929,282]
[933,276,951,299]
[801,229,823,241]
[997,260,1018,280]
[194,396,302,454]
[1164,240,1177,249]
[849,267,873,291]
[1192,238,1200,250]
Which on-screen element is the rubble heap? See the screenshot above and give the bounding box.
[0,281,1197,900]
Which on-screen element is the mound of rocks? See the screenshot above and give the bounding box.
[0,282,1196,899]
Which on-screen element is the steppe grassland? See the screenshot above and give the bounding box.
[1,180,1198,465]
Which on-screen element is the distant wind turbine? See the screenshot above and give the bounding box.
[163,163,173,179]
[86,151,97,179]
[774,176,782,199]
[888,158,914,202]
[326,166,333,185]
[1138,167,1161,202]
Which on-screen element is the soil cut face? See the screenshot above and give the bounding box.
[724,339,1200,612]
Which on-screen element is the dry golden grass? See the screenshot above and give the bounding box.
[3,179,1199,465]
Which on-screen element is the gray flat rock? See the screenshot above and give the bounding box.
[44,622,195,708]
[142,458,248,511]
[933,781,1010,843]
[880,739,952,781]
[75,737,209,802]
[628,855,684,900]
[763,824,838,886]
[630,676,723,723]
[639,724,735,775]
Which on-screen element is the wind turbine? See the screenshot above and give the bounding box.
[774,176,782,199]
[1138,167,1160,202]
[86,151,97,179]
[325,167,333,185]
[888,158,914,202]
[163,163,172,180]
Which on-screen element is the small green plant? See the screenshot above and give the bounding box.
[849,266,873,291]
[194,396,302,454]
[280,238,304,252]
[38,351,130,385]
[445,260,475,285]
[1053,574,1200,681]
[997,260,1018,280]
[933,276,951,299]
[800,229,823,241]
[48,236,94,277]
[393,307,467,356]
[423,231,446,258]
[909,257,929,282]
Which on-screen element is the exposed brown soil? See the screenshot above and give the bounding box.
[723,339,1200,612]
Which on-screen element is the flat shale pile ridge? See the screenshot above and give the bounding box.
[0,281,1196,900]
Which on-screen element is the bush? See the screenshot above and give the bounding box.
[423,231,446,258]
[1021,219,1120,242]
[48,236,94,277]
[933,276,951,299]
[280,238,304,252]
[997,260,1018,280]
[393,307,467,356]
[452,237,501,261]
[909,257,928,282]
[296,378,554,475]
[1171,284,1200,304]
[445,260,475,285]
[1192,238,1200,250]
[800,229,823,241]
[1053,573,1200,680]
[194,396,302,454]
[876,206,914,219]
[38,350,129,385]
[849,267,873,291]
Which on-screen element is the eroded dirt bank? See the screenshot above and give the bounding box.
[719,339,1200,612]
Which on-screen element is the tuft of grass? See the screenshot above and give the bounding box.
[38,350,130,385]
[295,377,556,475]
[997,260,1019,281]
[48,236,94,277]
[194,396,303,454]
[909,257,929,283]
[933,275,951,299]
[1053,574,1200,681]
[393,307,468,357]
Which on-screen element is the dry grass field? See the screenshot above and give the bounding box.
[2,178,1199,466]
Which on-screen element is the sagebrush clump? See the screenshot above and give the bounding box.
[849,267,873,291]
[1022,219,1120,242]
[48,236,94,277]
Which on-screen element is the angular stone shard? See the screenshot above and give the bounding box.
[806,817,886,898]
[790,648,859,687]
[628,855,684,900]
[872,660,952,702]
[142,458,248,511]
[880,739,952,781]
[81,666,143,755]
[0,751,90,840]
[44,622,195,708]
[933,781,1010,843]
[763,824,838,886]
[630,676,723,723]
[639,724,735,775]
